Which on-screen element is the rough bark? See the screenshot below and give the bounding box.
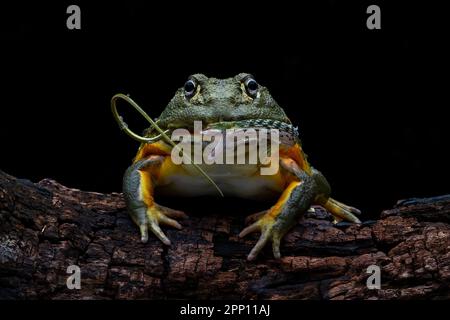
[0,170,449,300]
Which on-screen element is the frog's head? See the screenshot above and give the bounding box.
[157,73,290,130]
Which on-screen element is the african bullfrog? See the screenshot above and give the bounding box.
[120,73,361,261]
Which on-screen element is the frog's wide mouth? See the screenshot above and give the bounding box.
[161,118,299,148]
[166,119,237,131]
[164,119,299,138]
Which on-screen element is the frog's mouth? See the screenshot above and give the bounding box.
[164,119,299,145]
[164,119,298,149]
[167,119,297,134]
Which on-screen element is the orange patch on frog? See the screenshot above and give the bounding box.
[138,170,155,207]
[156,157,187,182]
[264,180,301,220]
[280,143,312,175]
[133,141,172,163]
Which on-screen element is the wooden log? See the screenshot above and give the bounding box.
[0,170,449,299]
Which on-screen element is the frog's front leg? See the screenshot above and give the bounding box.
[239,158,328,260]
[239,158,357,261]
[123,155,187,245]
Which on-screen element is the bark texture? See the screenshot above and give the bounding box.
[1,170,449,299]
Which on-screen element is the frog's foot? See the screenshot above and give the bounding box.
[239,198,361,260]
[239,178,311,261]
[239,212,285,261]
[123,156,188,246]
[240,159,339,261]
[323,197,361,224]
[136,203,188,245]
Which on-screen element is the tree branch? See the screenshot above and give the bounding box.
[1,170,449,299]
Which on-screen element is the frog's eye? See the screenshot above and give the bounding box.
[244,77,259,98]
[184,79,197,98]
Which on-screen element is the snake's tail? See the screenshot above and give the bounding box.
[111,94,170,143]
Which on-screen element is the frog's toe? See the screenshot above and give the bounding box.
[271,234,282,259]
[239,220,261,238]
[324,197,361,224]
[148,219,171,245]
[239,220,269,261]
[138,204,187,246]
[139,224,149,243]
[156,204,188,220]
[330,198,361,216]
[247,230,271,261]
[239,216,283,261]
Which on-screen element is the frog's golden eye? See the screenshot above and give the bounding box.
[243,76,259,98]
[184,79,197,98]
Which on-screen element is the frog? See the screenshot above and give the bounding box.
[121,73,361,261]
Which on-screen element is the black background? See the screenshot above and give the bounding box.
[1,1,448,218]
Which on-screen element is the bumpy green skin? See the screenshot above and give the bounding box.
[123,157,164,239]
[124,73,339,260]
[157,73,290,130]
[274,168,330,240]
[255,167,330,261]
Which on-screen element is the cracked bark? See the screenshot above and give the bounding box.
[0,170,449,299]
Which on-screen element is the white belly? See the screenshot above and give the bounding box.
[156,163,284,200]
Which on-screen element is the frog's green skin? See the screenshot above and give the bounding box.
[122,73,361,261]
[157,73,289,130]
